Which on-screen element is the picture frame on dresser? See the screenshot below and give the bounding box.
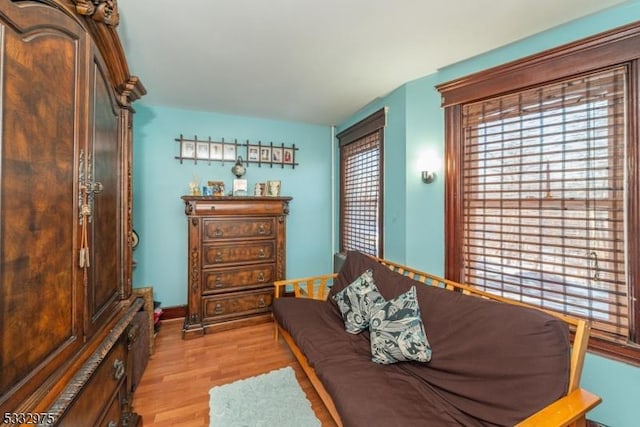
[208,180,225,196]
[267,180,281,196]
[232,178,248,196]
[253,182,266,196]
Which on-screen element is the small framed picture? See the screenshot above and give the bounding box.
[210,143,223,160]
[266,180,281,196]
[272,147,283,163]
[196,142,210,159]
[223,144,236,161]
[233,178,248,196]
[181,141,195,158]
[253,182,265,196]
[208,180,225,196]
[283,148,294,164]
[248,146,260,162]
[260,147,271,162]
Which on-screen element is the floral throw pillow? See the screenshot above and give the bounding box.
[332,269,386,334]
[369,286,432,364]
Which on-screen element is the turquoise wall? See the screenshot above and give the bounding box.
[337,2,640,425]
[131,105,333,307]
[582,353,640,426]
[404,75,446,275]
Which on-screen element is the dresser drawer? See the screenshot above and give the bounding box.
[189,198,289,215]
[203,264,275,294]
[202,288,273,322]
[202,217,275,241]
[203,241,275,267]
[57,336,127,426]
[97,382,124,427]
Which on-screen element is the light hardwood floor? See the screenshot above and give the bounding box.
[133,319,337,427]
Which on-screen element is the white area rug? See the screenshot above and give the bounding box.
[209,366,321,427]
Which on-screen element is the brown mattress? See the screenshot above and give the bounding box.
[274,297,492,426]
[273,251,571,426]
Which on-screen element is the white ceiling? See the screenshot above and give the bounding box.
[117,0,627,126]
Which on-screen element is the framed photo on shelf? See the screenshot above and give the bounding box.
[266,180,281,196]
[272,147,283,163]
[223,144,236,161]
[196,142,210,159]
[210,143,223,160]
[233,179,248,196]
[283,148,294,164]
[253,182,265,196]
[181,141,195,158]
[248,146,260,162]
[260,147,271,162]
[208,181,225,196]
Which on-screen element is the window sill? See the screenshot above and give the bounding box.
[588,336,640,367]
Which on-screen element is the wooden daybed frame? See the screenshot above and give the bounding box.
[273,257,602,427]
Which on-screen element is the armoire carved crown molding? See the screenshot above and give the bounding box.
[73,0,119,26]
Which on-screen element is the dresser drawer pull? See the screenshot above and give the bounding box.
[113,359,125,381]
[128,323,139,344]
[257,272,265,282]
[258,249,266,258]
[214,303,224,315]
[108,422,117,427]
[214,227,223,237]
[215,251,223,262]
[258,225,266,234]
[257,297,266,308]
[215,276,224,287]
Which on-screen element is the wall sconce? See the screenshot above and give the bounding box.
[421,170,436,184]
[419,150,440,184]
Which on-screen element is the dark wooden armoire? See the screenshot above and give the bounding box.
[0,0,145,425]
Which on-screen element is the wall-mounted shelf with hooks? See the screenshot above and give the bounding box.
[174,134,299,169]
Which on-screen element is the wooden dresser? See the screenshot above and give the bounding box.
[0,1,145,425]
[181,196,292,338]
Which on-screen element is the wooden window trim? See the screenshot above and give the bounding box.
[337,108,386,257]
[437,21,640,107]
[336,108,386,146]
[438,22,640,364]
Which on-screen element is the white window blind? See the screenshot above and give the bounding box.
[462,66,628,341]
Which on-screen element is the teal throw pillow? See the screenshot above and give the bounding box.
[332,269,386,334]
[369,286,432,364]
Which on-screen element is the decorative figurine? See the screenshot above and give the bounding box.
[189,174,201,196]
